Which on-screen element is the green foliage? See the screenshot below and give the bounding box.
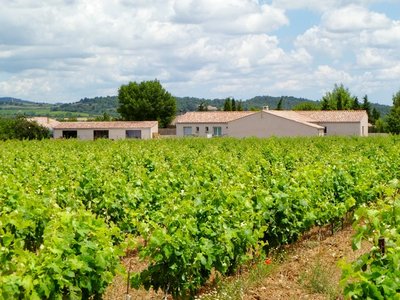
[299,258,340,299]
[386,90,400,134]
[0,116,50,140]
[340,180,400,299]
[197,102,208,111]
[0,137,399,298]
[223,98,243,111]
[53,96,119,117]
[223,98,232,111]
[320,84,357,110]
[93,112,113,121]
[373,118,387,133]
[371,107,380,125]
[0,195,122,299]
[362,95,373,121]
[292,102,320,111]
[117,79,176,127]
[276,97,283,110]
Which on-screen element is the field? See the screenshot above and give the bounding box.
[0,137,399,299]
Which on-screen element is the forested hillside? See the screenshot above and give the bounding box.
[0,95,392,118]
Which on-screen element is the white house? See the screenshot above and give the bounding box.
[29,117,60,131]
[175,110,368,137]
[53,121,158,140]
[296,110,369,136]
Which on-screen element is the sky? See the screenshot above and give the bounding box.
[0,0,399,105]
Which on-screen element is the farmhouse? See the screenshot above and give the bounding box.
[53,121,158,140]
[29,117,60,130]
[175,110,368,137]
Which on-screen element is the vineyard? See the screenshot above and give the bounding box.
[0,136,399,299]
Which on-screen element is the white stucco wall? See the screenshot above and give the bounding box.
[176,123,228,137]
[228,112,322,137]
[53,129,63,139]
[176,112,322,138]
[318,121,368,136]
[54,127,157,140]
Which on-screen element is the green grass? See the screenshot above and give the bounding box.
[196,260,275,300]
[299,258,341,299]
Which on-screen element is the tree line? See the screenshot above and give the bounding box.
[0,116,50,140]
[117,80,400,134]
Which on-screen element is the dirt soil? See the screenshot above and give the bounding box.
[104,225,370,300]
[243,225,370,300]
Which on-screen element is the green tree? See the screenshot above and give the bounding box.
[374,118,387,133]
[292,102,320,111]
[198,102,208,111]
[386,90,400,134]
[0,116,50,140]
[117,79,176,128]
[352,97,360,110]
[371,107,380,125]
[320,84,355,110]
[362,95,372,120]
[237,100,243,111]
[231,98,236,111]
[276,97,283,110]
[223,98,232,111]
[94,112,112,121]
[321,97,329,110]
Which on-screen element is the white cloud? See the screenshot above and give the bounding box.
[356,48,392,68]
[270,0,389,12]
[0,0,398,104]
[322,5,391,32]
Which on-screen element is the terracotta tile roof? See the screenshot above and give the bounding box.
[53,121,158,129]
[296,110,368,123]
[29,117,60,129]
[264,110,324,129]
[175,111,256,123]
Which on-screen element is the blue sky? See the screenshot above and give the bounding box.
[0,0,399,105]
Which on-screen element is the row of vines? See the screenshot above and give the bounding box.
[341,179,400,299]
[1,136,399,299]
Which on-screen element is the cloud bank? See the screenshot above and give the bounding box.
[0,0,399,104]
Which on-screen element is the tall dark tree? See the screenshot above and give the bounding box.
[117,79,176,128]
[237,100,243,111]
[276,97,283,110]
[198,102,208,111]
[231,98,236,111]
[321,97,329,110]
[371,107,380,124]
[386,90,400,134]
[352,97,360,110]
[223,98,232,111]
[362,95,372,121]
[337,93,343,110]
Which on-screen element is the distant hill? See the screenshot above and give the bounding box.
[0,95,392,119]
[0,97,39,105]
[176,95,316,112]
[51,96,119,116]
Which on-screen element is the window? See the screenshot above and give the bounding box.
[94,130,109,139]
[205,126,209,133]
[183,127,192,136]
[126,130,141,139]
[213,126,222,136]
[324,127,327,135]
[62,130,77,139]
[196,127,199,133]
